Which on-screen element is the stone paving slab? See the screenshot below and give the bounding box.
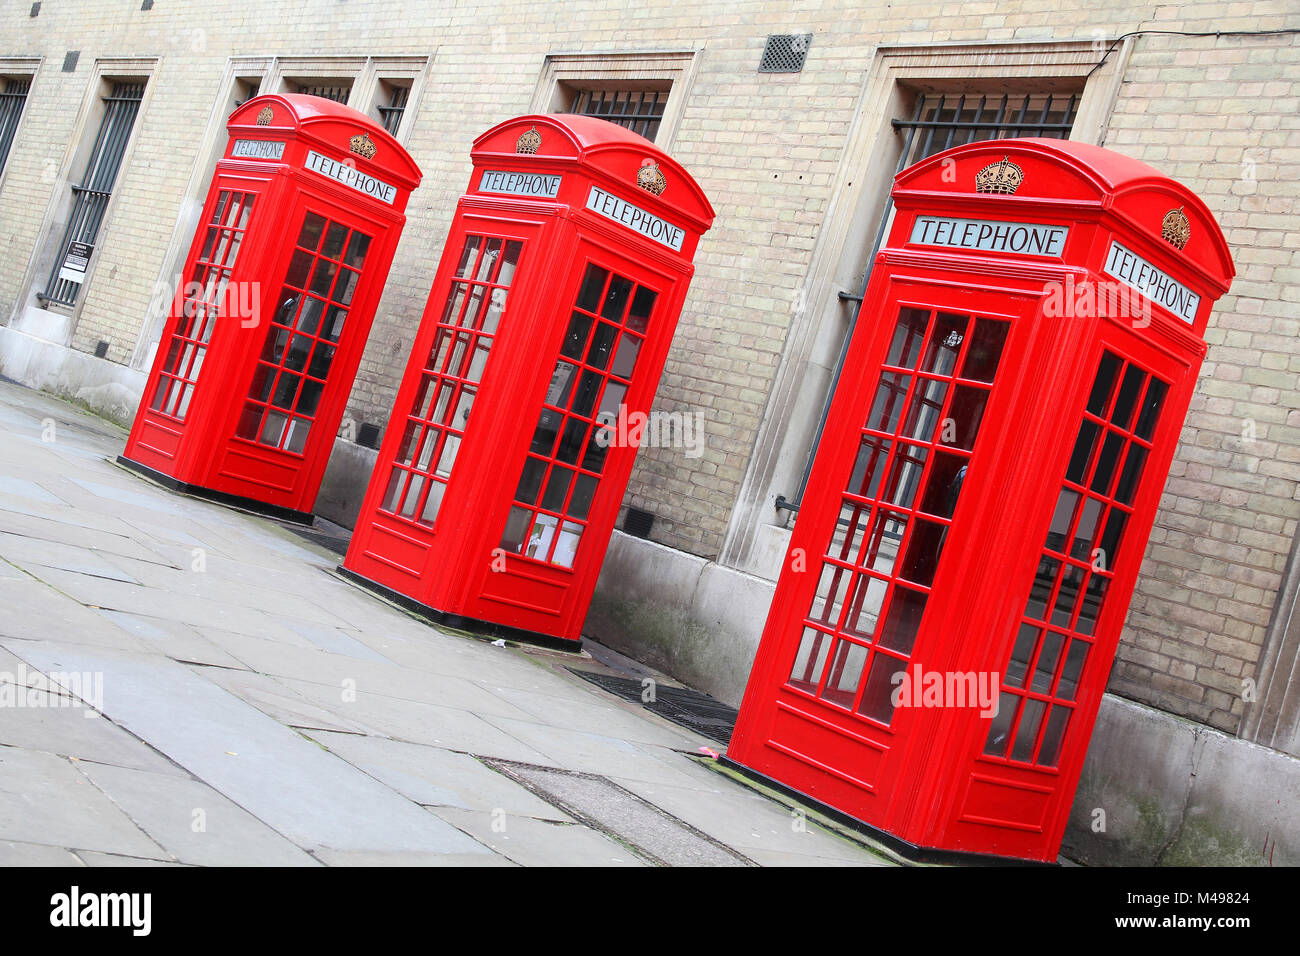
[302,730,574,821]
[5,641,490,857]
[73,762,321,867]
[0,839,85,866]
[0,747,168,859]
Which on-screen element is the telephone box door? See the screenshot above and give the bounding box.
[460,242,680,637]
[734,275,1031,829]
[209,193,388,508]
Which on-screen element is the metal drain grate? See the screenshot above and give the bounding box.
[568,668,738,744]
[482,758,753,866]
[759,34,812,73]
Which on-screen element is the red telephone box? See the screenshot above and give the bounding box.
[726,139,1234,862]
[121,94,421,521]
[342,115,713,647]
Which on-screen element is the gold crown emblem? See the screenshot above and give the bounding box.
[636,159,667,196]
[1161,207,1191,250]
[516,125,541,154]
[349,133,377,160]
[256,106,273,125]
[975,156,1024,195]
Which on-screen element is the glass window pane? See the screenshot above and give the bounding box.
[588,322,618,370]
[829,501,871,564]
[918,452,967,520]
[984,692,1020,757]
[498,241,523,287]
[1097,510,1128,572]
[335,269,360,306]
[945,386,988,451]
[297,213,326,252]
[847,436,891,501]
[541,467,573,512]
[1011,698,1047,762]
[569,473,598,521]
[1111,364,1146,430]
[514,456,547,505]
[610,333,641,379]
[627,285,656,334]
[899,518,946,587]
[788,627,833,693]
[1071,496,1103,560]
[554,522,582,569]
[1090,430,1126,495]
[960,319,1009,383]
[886,307,929,368]
[841,574,887,641]
[1007,624,1039,688]
[572,371,603,418]
[1135,378,1168,440]
[868,372,911,433]
[298,379,324,418]
[309,259,338,297]
[1066,420,1100,484]
[808,563,854,628]
[877,586,926,655]
[900,378,948,443]
[597,381,627,422]
[344,232,371,268]
[1086,352,1122,416]
[1077,576,1108,636]
[1026,557,1060,621]
[1037,705,1071,766]
[1058,640,1090,701]
[307,344,336,381]
[1052,566,1085,628]
[285,250,313,289]
[1114,444,1148,505]
[920,312,967,376]
[859,511,906,577]
[576,265,607,312]
[857,652,903,725]
[601,275,633,321]
[821,639,869,708]
[455,235,482,277]
[561,312,593,360]
[581,428,610,473]
[1030,630,1066,693]
[879,443,927,511]
[500,506,533,555]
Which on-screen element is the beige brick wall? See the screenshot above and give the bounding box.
[0,0,1297,734]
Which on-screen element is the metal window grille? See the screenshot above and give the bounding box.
[570,89,667,142]
[39,81,144,307]
[377,84,409,136]
[759,34,812,73]
[0,78,31,176]
[295,84,351,104]
[230,80,260,115]
[780,91,1080,515]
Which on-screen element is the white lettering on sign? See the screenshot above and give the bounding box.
[1103,240,1200,324]
[57,241,93,285]
[910,215,1068,257]
[585,185,685,251]
[303,150,397,205]
[479,169,562,198]
[231,139,285,160]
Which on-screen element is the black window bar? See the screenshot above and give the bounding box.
[377,84,409,136]
[777,91,1079,516]
[39,81,145,308]
[0,77,32,176]
[570,89,668,142]
[295,84,351,104]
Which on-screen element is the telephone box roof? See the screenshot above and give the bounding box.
[227,93,422,188]
[895,137,1234,294]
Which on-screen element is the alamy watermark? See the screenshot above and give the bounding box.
[890,663,1000,718]
[1042,274,1152,328]
[594,406,706,459]
[0,666,102,717]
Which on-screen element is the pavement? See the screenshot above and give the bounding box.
[0,379,894,867]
